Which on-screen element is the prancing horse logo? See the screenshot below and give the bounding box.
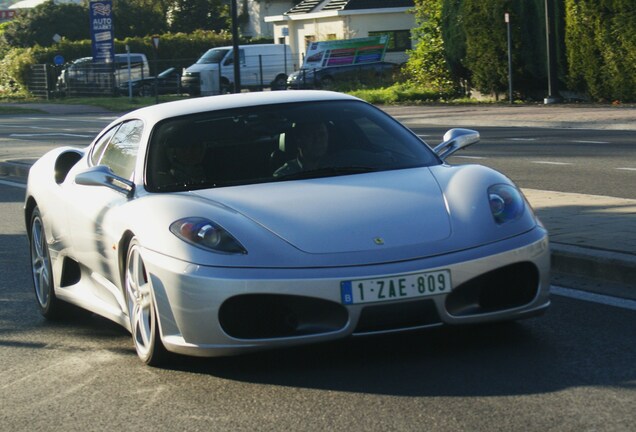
[374,237,384,245]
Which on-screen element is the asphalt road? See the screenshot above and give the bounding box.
[2,114,634,199]
[1,180,635,431]
[409,125,636,199]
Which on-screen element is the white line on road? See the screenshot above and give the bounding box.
[10,133,92,138]
[454,155,487,160]
[510,138,538,141]
[26,117,117,123]
[531,161,573,165]
[571,140,610,144]
[0,179,26,189]
[616,167,636,171]
[551,285,636,311]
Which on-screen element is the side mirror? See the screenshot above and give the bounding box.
[75,165,134,198]
[433,128,480,161]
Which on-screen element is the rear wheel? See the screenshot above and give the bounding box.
[319,76,334,88]
[125,238,168,366]
[138,85,152,97]
[30,207,65,319]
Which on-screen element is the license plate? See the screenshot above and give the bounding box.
[340,269,451,305]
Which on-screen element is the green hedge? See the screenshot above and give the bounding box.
[0,30,273,93]
[565,0,636,101]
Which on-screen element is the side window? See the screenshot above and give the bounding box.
[97,120,143,180]
[223,49,246,66]
[90,125,120,166]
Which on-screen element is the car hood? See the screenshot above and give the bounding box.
[191,168,451,254]
[184,63,220,74]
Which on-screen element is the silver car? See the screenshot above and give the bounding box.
[25,91,550,366]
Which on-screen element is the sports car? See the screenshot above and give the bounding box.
[25,91,550,366]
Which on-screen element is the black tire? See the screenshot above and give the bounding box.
[125,237,169,366]
[29,207,65,319]
[220,78,231,94]
[319,76,334,88]
[138,85,152,97]
[271,75,288,90]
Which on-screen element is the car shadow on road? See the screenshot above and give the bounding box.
[158,295,636,397]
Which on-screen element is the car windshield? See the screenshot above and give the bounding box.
[158,68,175,78]
[145,100,441,192]
[196,49,229,64]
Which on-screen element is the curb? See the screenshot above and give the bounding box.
[551,243,636,300]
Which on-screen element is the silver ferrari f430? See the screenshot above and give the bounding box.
[25,91,550,365]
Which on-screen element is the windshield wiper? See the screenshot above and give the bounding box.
[275,166,378,180]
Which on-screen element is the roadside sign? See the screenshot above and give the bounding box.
[0,10,17,21]
[303,36,389,69]
[54,55,65,66]
[89,0,114,63]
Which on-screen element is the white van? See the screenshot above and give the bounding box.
[182,44,292,94]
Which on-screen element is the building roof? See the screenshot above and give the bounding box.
[286,0,414,15]
[9,0,82,9]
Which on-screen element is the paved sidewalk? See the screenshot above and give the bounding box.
[2,102,635,298]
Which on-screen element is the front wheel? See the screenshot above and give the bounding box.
[125,238,168,366]
[29,207,65,319]
[271,75,288,90]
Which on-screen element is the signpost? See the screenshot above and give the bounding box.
[505,12,513,104]
[89,0,114,64]
[151,36,160,103]
[0,10,17,21]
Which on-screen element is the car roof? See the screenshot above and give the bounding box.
[115,91,361,126]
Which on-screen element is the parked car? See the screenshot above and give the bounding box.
[118,67,182,96]
[57,54,150,96]
[182,44,292,95]
[287,61,396,89]
[25,90,550,366]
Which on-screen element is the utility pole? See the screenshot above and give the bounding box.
[505,12,513,104]
[230,0,241,93]
[544,0,559,104]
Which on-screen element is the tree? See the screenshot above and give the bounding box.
[1,0,167,49]
[2,2,88,48]
[565,0,636,101]
[461,0,509,98]
[113,0,168,39]
[404,0,458,95]
[169,0,230,33]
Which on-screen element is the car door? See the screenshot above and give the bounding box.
[66,120,144,304]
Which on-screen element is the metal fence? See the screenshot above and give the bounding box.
[26,64,57,99]
[25,55,398,99]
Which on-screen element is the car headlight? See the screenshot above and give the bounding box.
[488,184,525,224]
[170,217,246,254]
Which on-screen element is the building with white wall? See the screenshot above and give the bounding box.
[265,0,415,70]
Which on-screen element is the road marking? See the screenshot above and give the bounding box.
[10,133,92,138]
[0,179,26,189]
[454,155,487,160]
[26,117,117,123]
[510,138,537,141]
[551,285,636,311]
[531,161,573,165]
[572,140,610,144]
[616,167,636,172]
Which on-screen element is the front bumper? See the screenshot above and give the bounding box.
[142,226,550,357]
